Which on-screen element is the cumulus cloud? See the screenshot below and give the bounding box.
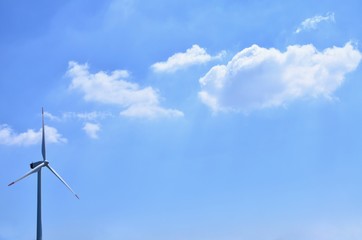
[0,125,67,146]
[199,42,361,113]
[67,61,183,118]
[295,12,335,33]
[83,122,101,139]
[151,44,225,73]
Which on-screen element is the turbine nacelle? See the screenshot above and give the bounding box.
[30,161,48,169]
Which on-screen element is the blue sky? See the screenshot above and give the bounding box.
[1,0,362,239]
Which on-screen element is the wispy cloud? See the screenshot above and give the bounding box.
[67,61,183,119]
[83,122,101,139]
[65,111,113,121]
[0,124,67,146]
[45,111,114,122]
[295,12,335,33]
[199,42,361,113]
[151,44,225,73]
[120,104,184,118]
[43,111,62,121]
[44,111,111,139]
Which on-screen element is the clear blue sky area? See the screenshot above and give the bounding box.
[1,1,362,239]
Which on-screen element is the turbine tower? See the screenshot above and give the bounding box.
[8,108,79,240]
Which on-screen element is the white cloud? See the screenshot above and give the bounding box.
[44,111,61,121]
[67,61,183,119]
[151,44,225,73]
[45,111,114,121]
[120,104,184,118]
[44,126,68,144]
[45,111,112,140]
[295,12,335,33]
[83,122,101,139]
[66,111,113,120]
[199,42,362,113]
[0,124,67,146]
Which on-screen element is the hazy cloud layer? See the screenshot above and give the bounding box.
[67,61,183,118]
[0,125,67,146]
[199,42,361,113]
[151,44,224,73]
[296,12,335,33]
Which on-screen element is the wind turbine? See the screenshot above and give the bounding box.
[8,108,79,240]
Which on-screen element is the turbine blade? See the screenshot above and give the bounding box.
[8,162,45,186]
[41,107,46,161]
[46,165,79,199]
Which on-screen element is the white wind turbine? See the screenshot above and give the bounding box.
[8,108,79,240]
